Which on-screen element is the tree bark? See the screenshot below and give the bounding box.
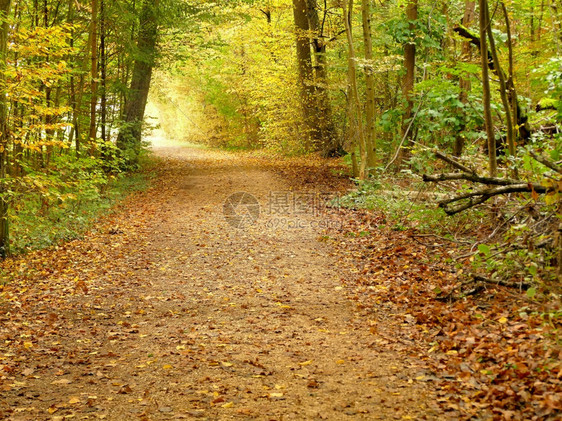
[116,0,159,163]
[479,0,497,177]
[88,0,99,146]
[343,0,367,179]
[361,0,376,168]
[305,0,338,156]
[453,0,475,157]
[0,0,11,258]
[292,0,317,150]
[396,0,417,169]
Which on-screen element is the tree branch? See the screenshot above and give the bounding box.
[434,150,476,174]
[530,151,562,174]
[437,183,548,215]
[423,172,521,186]
[469,274,532,289]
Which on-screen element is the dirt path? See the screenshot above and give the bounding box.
[1,145,440,420]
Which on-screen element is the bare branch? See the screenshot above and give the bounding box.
[469,274,532,289]
[436,183,548,215]
[423,172,521,186]
[530,151,562,174]
[433,150,476,174]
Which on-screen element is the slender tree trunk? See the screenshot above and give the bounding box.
[0,0,12,258]
[305,0,338,156]
[343,0,367,179]
[292,0,317,150]
[100,0,107,143]
[486,14,515,157]
[345,91,359,178]
[479,0,497,177]
[116,0,159,162]
[537,0,545,40]
[88,0,99,146]
[453,0,476,157]
[502,2,520,154]
[530,2,535,42]
[396,0,417,168]
[361,0,376,168]
[550,1,562,50]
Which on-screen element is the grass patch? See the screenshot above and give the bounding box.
[10,156,156,255]
[338,177,484,239]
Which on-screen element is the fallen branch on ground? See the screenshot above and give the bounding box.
[423,151,557,215]
[466,274,532,290]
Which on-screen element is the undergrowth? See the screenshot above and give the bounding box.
[9,155,156,255]
[339,175,484,238]
[338,172,560,293]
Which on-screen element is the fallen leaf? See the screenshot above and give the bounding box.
[69,396,81,404]
[51,379,72,385]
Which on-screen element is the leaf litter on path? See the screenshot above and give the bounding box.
[0,145,457,420]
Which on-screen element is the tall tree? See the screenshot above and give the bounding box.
[453,0,476,157]
[305,0,338,156]
[100,0,107,143]
[361,0,376,168]
[116,0,160,162]
[486,1,515,157]
[88,0,99,145]
[0,0,10,258]
[479,0,497,176]
[292,0,317,150]
[343,0,367,179]
[396,0,417,169]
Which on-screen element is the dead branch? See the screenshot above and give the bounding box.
[437,183,547,215]
[434,150,475,173]
[530,151,562,175]
[423,172,520,186]
[424,150,560,215]
[467,274,532,289]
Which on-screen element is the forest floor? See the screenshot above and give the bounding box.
[1,142,560,421]
[0,143,444,420]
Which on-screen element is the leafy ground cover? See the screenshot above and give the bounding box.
[322,181,562,420]
[0,144,559,420]
[8,157,155,255]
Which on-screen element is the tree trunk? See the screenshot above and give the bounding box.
[343,0,367,179]
[361,0,376,168]
[396,0,417,169]
[292,0,317,150]
[88,0,99,146]
[100,0,107,143]
[305,0,338,156]
[0,0,11,258]
[453,0,476,157]
[479,0,497,177]
[453,24,530,141]
[486,3,515,157]
[116,0,159,163]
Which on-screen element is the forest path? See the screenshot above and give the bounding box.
[1,144,439,420]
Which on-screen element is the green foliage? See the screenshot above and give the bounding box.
[338,177,482,236]
[414,70,484,152]
[541,58,562,119]
[10,155,153,254]
[380,4,447,57]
